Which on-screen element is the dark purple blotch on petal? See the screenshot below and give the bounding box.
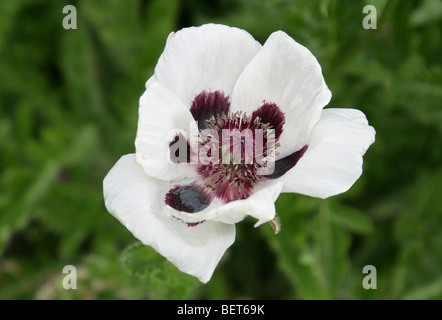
[165,183,213,213]
[251,102,285,140]
[186,221,205,227]
[264,145,308,179]
[172,216,206,227]
[190,91,230,130]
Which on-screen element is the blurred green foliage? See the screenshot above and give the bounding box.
[0,0,441,300]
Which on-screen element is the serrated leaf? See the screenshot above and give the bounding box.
[122,243,200,299]
[123,243,162,276]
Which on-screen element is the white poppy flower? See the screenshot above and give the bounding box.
[103,24,375,283]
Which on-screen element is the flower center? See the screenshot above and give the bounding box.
[197,111,275,203]
[165,90,308,214]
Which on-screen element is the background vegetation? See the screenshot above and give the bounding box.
[0,0,441,299]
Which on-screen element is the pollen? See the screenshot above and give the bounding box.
[197,110,280,203]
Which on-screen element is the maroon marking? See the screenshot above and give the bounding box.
[167,91,293,207]
[172,216,206,227]
[165,183,213,213]
[251,103,285,140]
[264,145,308,179]
[190,91,230,131]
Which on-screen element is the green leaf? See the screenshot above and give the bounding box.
[329,203,374,234]
[59,23,105,119]
[402,278,442,300]
[265,196,331,299]
[314,205,352,296]
[364,0,389,19]
[122,243,200,299]
[411,0,442,27]
[123,243,162,276]
[0,0,24,50]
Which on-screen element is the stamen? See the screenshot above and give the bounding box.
[187,91,298,205]
[269,216,281,234]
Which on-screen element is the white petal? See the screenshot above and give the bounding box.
[166,182,283,227]
[103,154,235,283]
[145,74,156,89]
[230,31,332,158]
[279,108,376,198]
[154,24,261,107]
[135,81,199,181]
